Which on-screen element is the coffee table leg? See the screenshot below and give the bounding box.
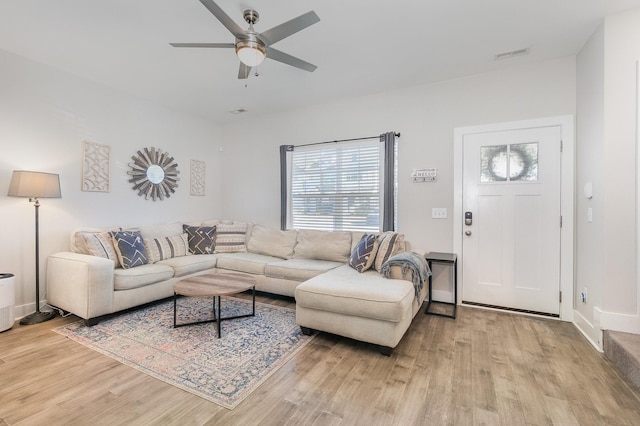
[216,296,221,338]
[173,293,177,328]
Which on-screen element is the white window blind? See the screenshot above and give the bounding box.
[289,140,383,232]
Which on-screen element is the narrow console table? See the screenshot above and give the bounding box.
[424,252,457,319]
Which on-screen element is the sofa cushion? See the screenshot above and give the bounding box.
[215,252,281,275]
[144,233,190,263]
[111,230,149,269]
[265,259,343,282]
[348,233,380,273]
[373,232,405,272]
[293,229,353,263]
[295,265,414,323]
[81,231,121,268]
[214,223,248,253]
[247,225,297,259]
[157,254,217,277]
[138,222,184,240]
[113,263,174,290]
[183,225,216,254]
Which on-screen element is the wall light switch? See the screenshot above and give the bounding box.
[432,208,448,219]
[587,207,593,223]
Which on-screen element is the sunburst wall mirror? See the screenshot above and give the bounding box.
[128,147,179,201]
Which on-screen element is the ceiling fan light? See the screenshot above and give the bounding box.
[237,46,266,66]
[236,38,266,67]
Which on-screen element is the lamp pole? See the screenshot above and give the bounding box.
[19,198,55,324]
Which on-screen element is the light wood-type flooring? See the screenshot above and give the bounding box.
[2,293,640,425]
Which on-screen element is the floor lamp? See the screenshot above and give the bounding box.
[8,170,61,325]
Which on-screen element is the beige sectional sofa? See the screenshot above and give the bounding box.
[47,220,428,354]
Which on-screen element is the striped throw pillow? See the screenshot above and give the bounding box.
[144,233,190,263]
[214,223,248,253]
[81,231,121,268]
[373,232,404,272]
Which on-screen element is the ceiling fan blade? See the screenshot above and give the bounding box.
[198,0,245,37]
[238,63,251,79]
[267,47,317,72]
[170,43,234,48]
[258,11,320,45]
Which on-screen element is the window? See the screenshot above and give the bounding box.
[282,134,397,232]
[480,142,538,182]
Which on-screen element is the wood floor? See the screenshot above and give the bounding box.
[2,294,640,425]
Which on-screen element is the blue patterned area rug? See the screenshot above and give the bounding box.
[54,297,314,409]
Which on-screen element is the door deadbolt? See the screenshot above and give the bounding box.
[465,211,473,226]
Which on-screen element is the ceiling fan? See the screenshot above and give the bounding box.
[170,0,320,79]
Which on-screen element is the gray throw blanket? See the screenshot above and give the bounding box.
[380,251,431,299]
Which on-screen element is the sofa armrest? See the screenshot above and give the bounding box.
[47,252,115,320]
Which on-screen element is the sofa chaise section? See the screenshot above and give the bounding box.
[295,264,428,355]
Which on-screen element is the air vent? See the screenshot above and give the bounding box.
[494,48,530,61]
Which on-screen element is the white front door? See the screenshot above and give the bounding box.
[461,125,562,315]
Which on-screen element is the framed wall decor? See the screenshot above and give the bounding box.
[82,141,111,192]
[128,147,179,201]
[190,159,205,196]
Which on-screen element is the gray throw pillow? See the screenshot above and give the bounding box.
[183,225,216,254]
[349,234,380,273]
[110,230,148,269]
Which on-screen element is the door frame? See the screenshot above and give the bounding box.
[453,115,574,321]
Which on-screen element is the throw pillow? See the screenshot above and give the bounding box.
[348,233,380,273]
[81,231,121,268]
[373,232,404,272]
[110,230,148,269]
[144,233,190,263]
[214,223,248,253]
[183,225,216,255]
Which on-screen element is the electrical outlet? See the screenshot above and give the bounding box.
[432,208,447,219]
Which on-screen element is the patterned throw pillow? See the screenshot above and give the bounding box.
[373,232,404,272]
[110,230,148,269]
[183,225,216,255]
[81,231,121,268]
[214,223,248,253]
[144,233,190,263]
[348,233,380,273]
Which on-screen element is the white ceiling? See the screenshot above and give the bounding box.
[1,0,639,123]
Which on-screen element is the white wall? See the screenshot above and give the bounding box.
[0,50,224,318]
[591,8,640,336]
[220,56,576,296]
[575,24,606,345]
[575,8,640,344]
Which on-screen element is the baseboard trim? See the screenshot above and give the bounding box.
[573,309,603,351]
[14,299,52,322]
[597,307,640,335]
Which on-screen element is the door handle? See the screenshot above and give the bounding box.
[465,230,472,236]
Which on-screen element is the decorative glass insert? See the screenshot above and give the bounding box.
[481,142,538,182]
[509,143,538,181]
[481,145,508,182]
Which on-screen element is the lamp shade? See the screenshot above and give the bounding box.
[7,170,61,198]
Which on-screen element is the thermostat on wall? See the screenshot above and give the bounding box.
[412,168,437,183]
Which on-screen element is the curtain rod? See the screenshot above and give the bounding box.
[292,132,400,149]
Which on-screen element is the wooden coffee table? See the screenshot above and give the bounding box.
[173,272,256,338]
